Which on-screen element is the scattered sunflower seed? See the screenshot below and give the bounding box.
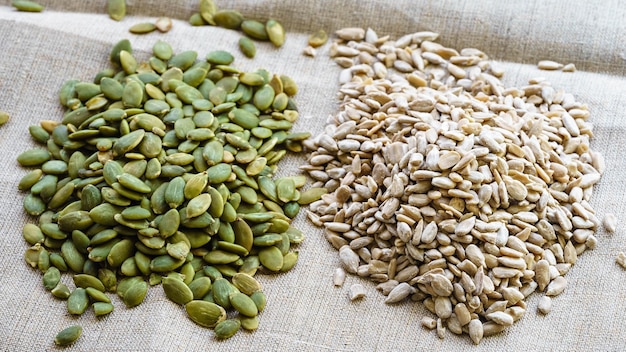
[155,17,173,33]
[603,213,617,233]
[537,60,563,70]
[348,284,366,300]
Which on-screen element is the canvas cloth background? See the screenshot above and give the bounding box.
[0,1,625,351]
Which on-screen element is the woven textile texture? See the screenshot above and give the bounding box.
[0,1,625,351]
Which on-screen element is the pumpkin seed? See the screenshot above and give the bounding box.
[266,19,286,47]
[213,10,244,30]
[12,0,44,12]
[162,276,194,305]
[240,20,268,40]
[238,37,257,58]
[185,300,226,328]
[214,319,240,339]
[129,22,157,34]
[107,0,125,21]
[199,0,217,25]
[67,288,89,315]
[93,302,115,316]
[54,325,82,346]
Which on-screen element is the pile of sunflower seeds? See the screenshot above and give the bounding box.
[301,27,605,344]
[18,38,320,341]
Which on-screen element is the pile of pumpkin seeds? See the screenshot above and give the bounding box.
[302,27,605,344]
[18,38,320,341]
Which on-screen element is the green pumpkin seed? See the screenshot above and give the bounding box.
[212,278,236,309]
[150,254,185,272]
[253,84,275,111]
[162,276,194,305]
[17,148,50,166]
[73,274,106,292]
[259,246,283,272]
[22,223,44,245]
[120,50,137,74]
[43,267,61,290]
[213,10,243,29]
[266,19,286,47]
[165,176,185,208]
[240,315,259,331]
[199,0,217,24]
[238,37,256,58]
[231,273,262,295]
[93,302,114,316]
[280,251,298,272]
[54,325,82,346]
[229,292,258,317]
[188,276,212,300]
[51,283,71,299]
[169,50,198,71]
[206,50,234,65]
[28,125,49,144]
[214,319,240,340]
[121,279,148,307]
[0,111,8,126]
[18,169,43,191]
[113,129,145,157]
[308,29,328,47]
[12,0,44,12]
[241,20,269,40]
[122,81,143,110]
[106,239,135,267]
[67,288,89,315]
[84,287,110,304]
[129,22,157,34]
[151,40,173,61]
[185,300,226,328]
[186,193,211,218]
[204,250,240,264]
[108,0,125,21]
[97,268,117,292]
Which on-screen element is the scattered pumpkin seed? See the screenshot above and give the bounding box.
[54,325,82,346]
[107,0,125,21]
[129,22,157,35]
[12,0,44,12]
[0,111,10,126]
[238,37,256,58]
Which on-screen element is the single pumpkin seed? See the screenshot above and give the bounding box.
[185,300,226,328]
[54,325,82,346]
[266,19,286,47]
[237,37,256,58]
[107,0,125,21]
[241,20,269,40]
[12,0,44,12]
[93,302,115,316]
[51,283,72,299]
[162,276,194,305]
[259,246,283,272]
[129,22,157,34]
[213,10,243,30]
[67,287,89,315]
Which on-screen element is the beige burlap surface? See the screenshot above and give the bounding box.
[0,1,625,351]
